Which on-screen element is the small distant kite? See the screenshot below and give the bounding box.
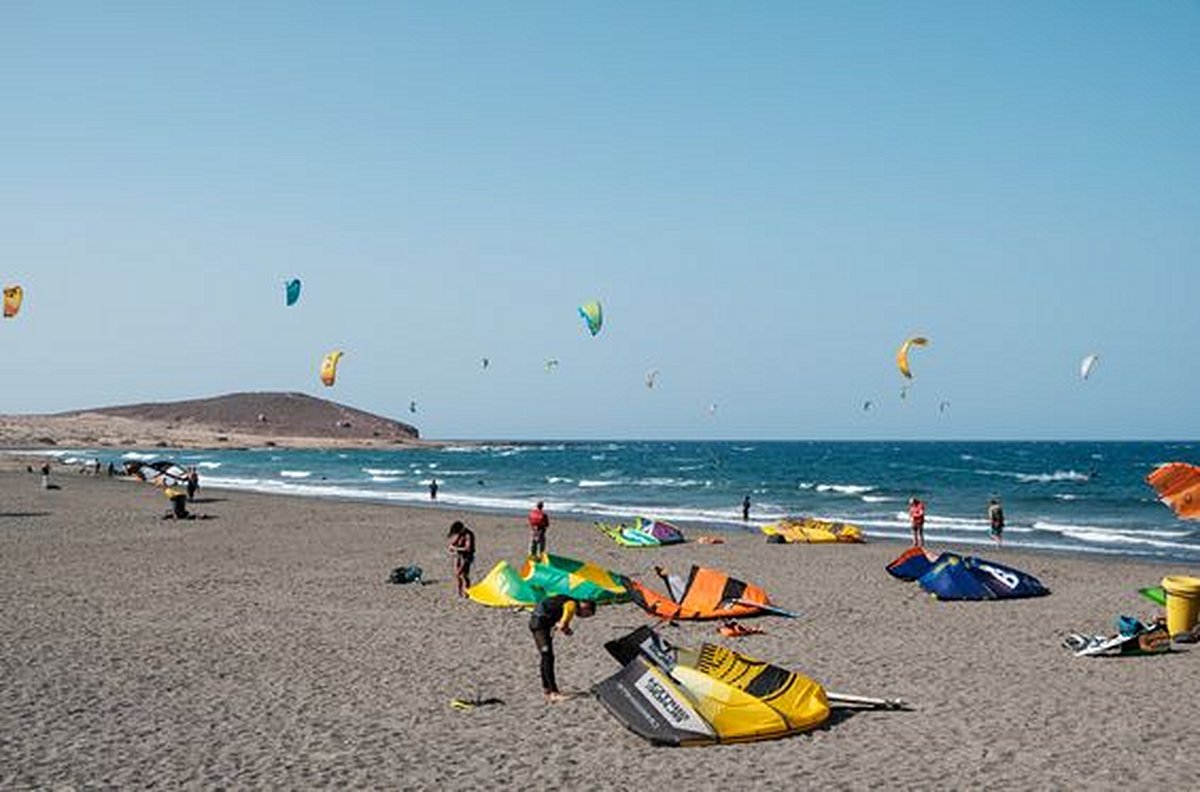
[896,336,929,379]
[578,300,603,336]
[900,386,909,401]
[320,350,343,387]
[939,400,951,413]
[545,358,560,373]
[706,403,718,417]
[3,285,23,318]
[862,400,873,412]
[409,400,417,414]
[285,278,302,307]
[645,369,660,389]
[481,357,490,369]
[1080,354,1099,381]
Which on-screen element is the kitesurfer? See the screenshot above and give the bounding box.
[742,494,751,522]
[528,500,550,559]
[429,479,438,501]
[528,594,595,703]
[447,520,476,597]
[908,497,926,548]
[988,498,1005,547]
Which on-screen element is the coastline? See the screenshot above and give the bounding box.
[3,469,1198,788]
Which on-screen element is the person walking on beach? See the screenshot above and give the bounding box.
[40,462,51,490]
[429,479,438,500]
[908,497,926,548]
[742,494,751,522]
[186,466,200,501]
[528,500,549,559]
[528,594,595,703]
[447,520,476,597]
[988,498,1005,547]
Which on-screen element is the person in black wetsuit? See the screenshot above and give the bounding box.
[529,594,595,703]
[447,520,476,597]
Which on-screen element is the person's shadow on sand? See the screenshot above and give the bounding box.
[0,511,52,518]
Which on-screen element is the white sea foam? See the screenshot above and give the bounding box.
[195,461,222,470]
[861,495,896,503]
[122,452,158,460]
[977,468,1090,484]
[363,468,405,476]
[370,476,400,483]
[816,484,875,496]
[578,480,619,488]
[279,470,312,478]
[546,476,574,484]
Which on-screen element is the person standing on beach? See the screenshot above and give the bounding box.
[908,497,926,548]
[528,594,595,703]
[988,498,1005,547]
[186,467,200,501]
[742,494,751,522]
[40,462,51,490]
[447,520,476,597]
[528,500,549,559]
[429,479,438,500]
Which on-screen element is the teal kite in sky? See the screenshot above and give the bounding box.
[578,300,603,336]
[285,278,302,306]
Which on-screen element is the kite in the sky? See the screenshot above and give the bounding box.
[896,336,929,379]
[545,358,560,373]
[3,285,23,318]
[939,400,951,413]
[706,403,718,417]
[285,278,301,307]
[481,357,490,369]
[645,369,660,389]
[320,350,343,387]
[1080,354,1099,381]
[578,300,603,336]
[862,400,873,412]
[409,400,417,414]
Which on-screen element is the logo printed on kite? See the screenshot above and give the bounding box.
[633,670,711,734]
[975,563,1019,591]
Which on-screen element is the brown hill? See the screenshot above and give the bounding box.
[1,392,421,449]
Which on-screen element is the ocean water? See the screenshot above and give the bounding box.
[45,441,1200,563]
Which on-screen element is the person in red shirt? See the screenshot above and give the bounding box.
[908,497,926,548]
[528,500,549,559]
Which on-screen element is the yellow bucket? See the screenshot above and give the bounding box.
[1162,575,1200,637]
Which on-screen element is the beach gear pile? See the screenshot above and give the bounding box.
[466,553,628,607]
[595,516,685,547]
[886,548,1049,600]
[1063,616,1171,657]
[388,566,423,584]
[594,626,904,746]
[761,517,864,544]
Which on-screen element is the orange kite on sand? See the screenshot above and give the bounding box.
[621,565,792,621]
[1147,463,1200,520]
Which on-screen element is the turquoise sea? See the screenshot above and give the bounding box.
[44,440,1200,563]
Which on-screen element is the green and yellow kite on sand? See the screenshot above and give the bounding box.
[467,553,629,608]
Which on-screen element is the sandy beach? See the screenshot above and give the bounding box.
[2,469,1197,789]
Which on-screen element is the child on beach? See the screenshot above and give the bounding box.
[908,497,926,548]
[988,498,1005,546]
[528,594,595,703]
[447,520,476,597]
[528,500,549,559]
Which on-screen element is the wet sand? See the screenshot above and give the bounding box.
[2,470,1197,788]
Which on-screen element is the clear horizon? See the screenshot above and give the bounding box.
[3,2,1197,441]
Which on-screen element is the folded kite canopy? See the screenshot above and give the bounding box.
[1147,462,1200,520]
[596,516,685,547]
[916,553,1049,600]
[623,565,774,620]
[885,546,937,580]
[762,517,864,544]
[594,626,830,746]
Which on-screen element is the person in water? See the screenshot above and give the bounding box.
[742,494,751,522]
[528,594,595,703]
[528,500,549,559]
[447,520,476,597]
[908,497,926,548]
[429,479,438,500]
[988,498,1005,547]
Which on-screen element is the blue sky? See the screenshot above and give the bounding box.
[1,2,1196,440]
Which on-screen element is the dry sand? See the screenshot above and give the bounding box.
[2,469,1198,789]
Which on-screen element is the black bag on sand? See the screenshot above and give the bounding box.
[389,566,423,584]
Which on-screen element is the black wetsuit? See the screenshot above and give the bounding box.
[529,595,575,694]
